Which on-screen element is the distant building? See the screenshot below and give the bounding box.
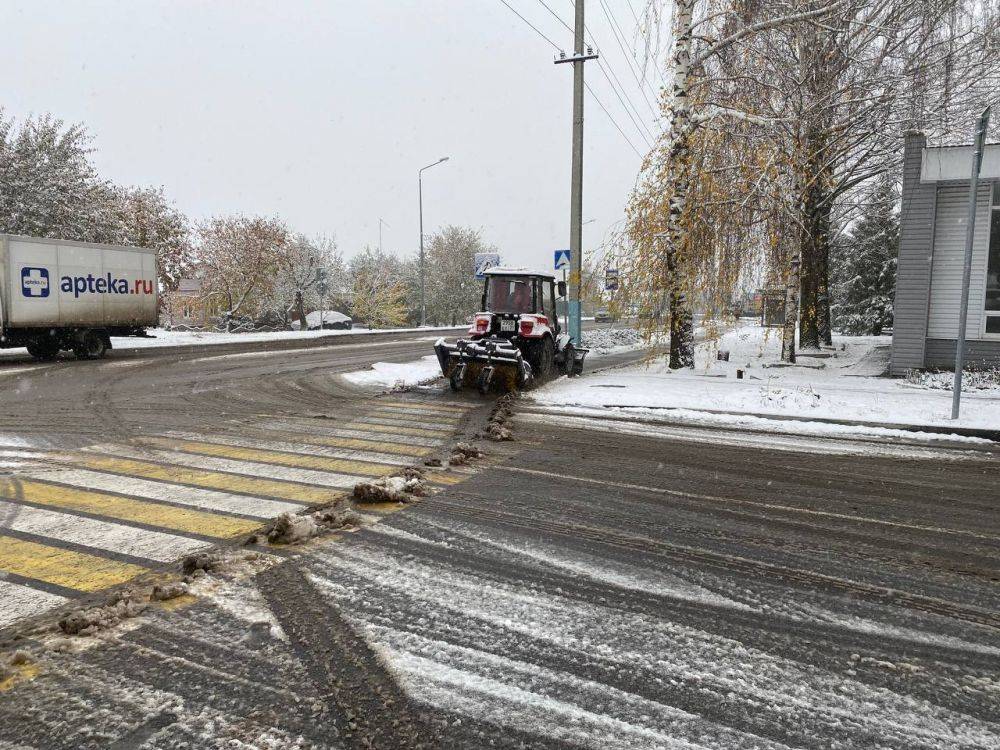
[163,276,211,328]
[890,132,1000,375]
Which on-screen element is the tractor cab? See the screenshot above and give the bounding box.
[434,267,587,394]
[470,269,564,341]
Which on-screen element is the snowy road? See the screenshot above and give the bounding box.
[0,384,997,748]
[0,324,633,632]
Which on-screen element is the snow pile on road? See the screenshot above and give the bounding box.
[530,324,1000,433]
[342,355,442,388]
[582,327,642,354]
[353,474,427,503]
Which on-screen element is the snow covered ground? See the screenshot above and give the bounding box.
[341,355,443,388]
[531,324,1000,433]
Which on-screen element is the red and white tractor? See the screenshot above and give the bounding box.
[434,267,588,393]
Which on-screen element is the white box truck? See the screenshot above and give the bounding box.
[0,234,158,360]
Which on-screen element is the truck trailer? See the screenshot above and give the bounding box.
[0,234,158,360]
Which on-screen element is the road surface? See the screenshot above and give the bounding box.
[0,328,997,749]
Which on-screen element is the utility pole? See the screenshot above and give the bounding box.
[951,106,991,419]
[378,218,389,254]
[418,157,449,327]
[555,2,597,345]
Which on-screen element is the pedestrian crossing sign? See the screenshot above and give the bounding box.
[554,250,571,271]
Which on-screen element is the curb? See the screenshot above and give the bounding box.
[526,402,1000,444]
[103,326,468,361]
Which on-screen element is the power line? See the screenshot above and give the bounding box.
[533,0,654,146]
[594,0,669,92]
[548,0,658,142]
[585,81,644,158]
[496,0,645,158]
[535,0,574,34]
[596,0,660,117]
[594,57,655,147]
[498,0,561,51]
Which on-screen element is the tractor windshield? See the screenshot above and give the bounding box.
[487,276,534,314]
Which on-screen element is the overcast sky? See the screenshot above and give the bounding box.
[1,1,664,269]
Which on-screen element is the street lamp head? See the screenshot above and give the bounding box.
[439,157,450,163]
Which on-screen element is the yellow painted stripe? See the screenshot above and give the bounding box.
[346,421,452,438]
[0,479,260,538]
[250,429,432,457]
[135,437,397,477]
[377,400,469,414]
[61,455,346,505]
[0,662,40,692]
[423,471,470,485]
[0,534,148,592]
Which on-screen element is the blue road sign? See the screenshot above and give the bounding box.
[474,252,501,279]
[605,268,619,291]
[554,249,571,271]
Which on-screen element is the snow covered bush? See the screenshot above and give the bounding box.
[904,368,1000,392]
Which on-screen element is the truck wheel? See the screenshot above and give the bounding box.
[74,331,108,360]
[26,339,60,361]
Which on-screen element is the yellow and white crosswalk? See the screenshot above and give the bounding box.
[0,398,474,631]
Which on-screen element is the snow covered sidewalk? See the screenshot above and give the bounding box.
[530,324,1000,440]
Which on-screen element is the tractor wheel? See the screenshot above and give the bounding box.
[528,336,555,379]
[74,330,108,360]
[26,338,60,361]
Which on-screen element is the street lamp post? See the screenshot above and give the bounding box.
[418,156,449,327]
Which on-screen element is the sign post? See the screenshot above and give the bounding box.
[315,267,329,329]
[952,106,991,419]
[554,250,571,336]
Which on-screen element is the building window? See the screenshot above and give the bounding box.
[987,183,1000,336]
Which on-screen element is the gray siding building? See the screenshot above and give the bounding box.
[890,132,1000,375]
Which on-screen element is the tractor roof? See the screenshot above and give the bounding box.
[484,266,556,280]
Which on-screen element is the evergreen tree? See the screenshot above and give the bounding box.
[831,180,899,336]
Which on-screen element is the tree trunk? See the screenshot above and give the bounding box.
[817,224,833,347]
[295,289,307,332]
[662,0,696,370]
[781,252,800,363]
[798,214,820,350]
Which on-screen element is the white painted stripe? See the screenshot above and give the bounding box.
[0,449,47,458]
[373,406,470,419]
[0,365,55,378]
[0,579,67,629]
[264,420,443,448]
[23,468,307,518]
[369,408,466,423]
[0,499,208,562]
[160,431,409,467]
[77,444,369,489]
[353,416,458,432]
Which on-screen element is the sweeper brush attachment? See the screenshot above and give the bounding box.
[435,338,533,394]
